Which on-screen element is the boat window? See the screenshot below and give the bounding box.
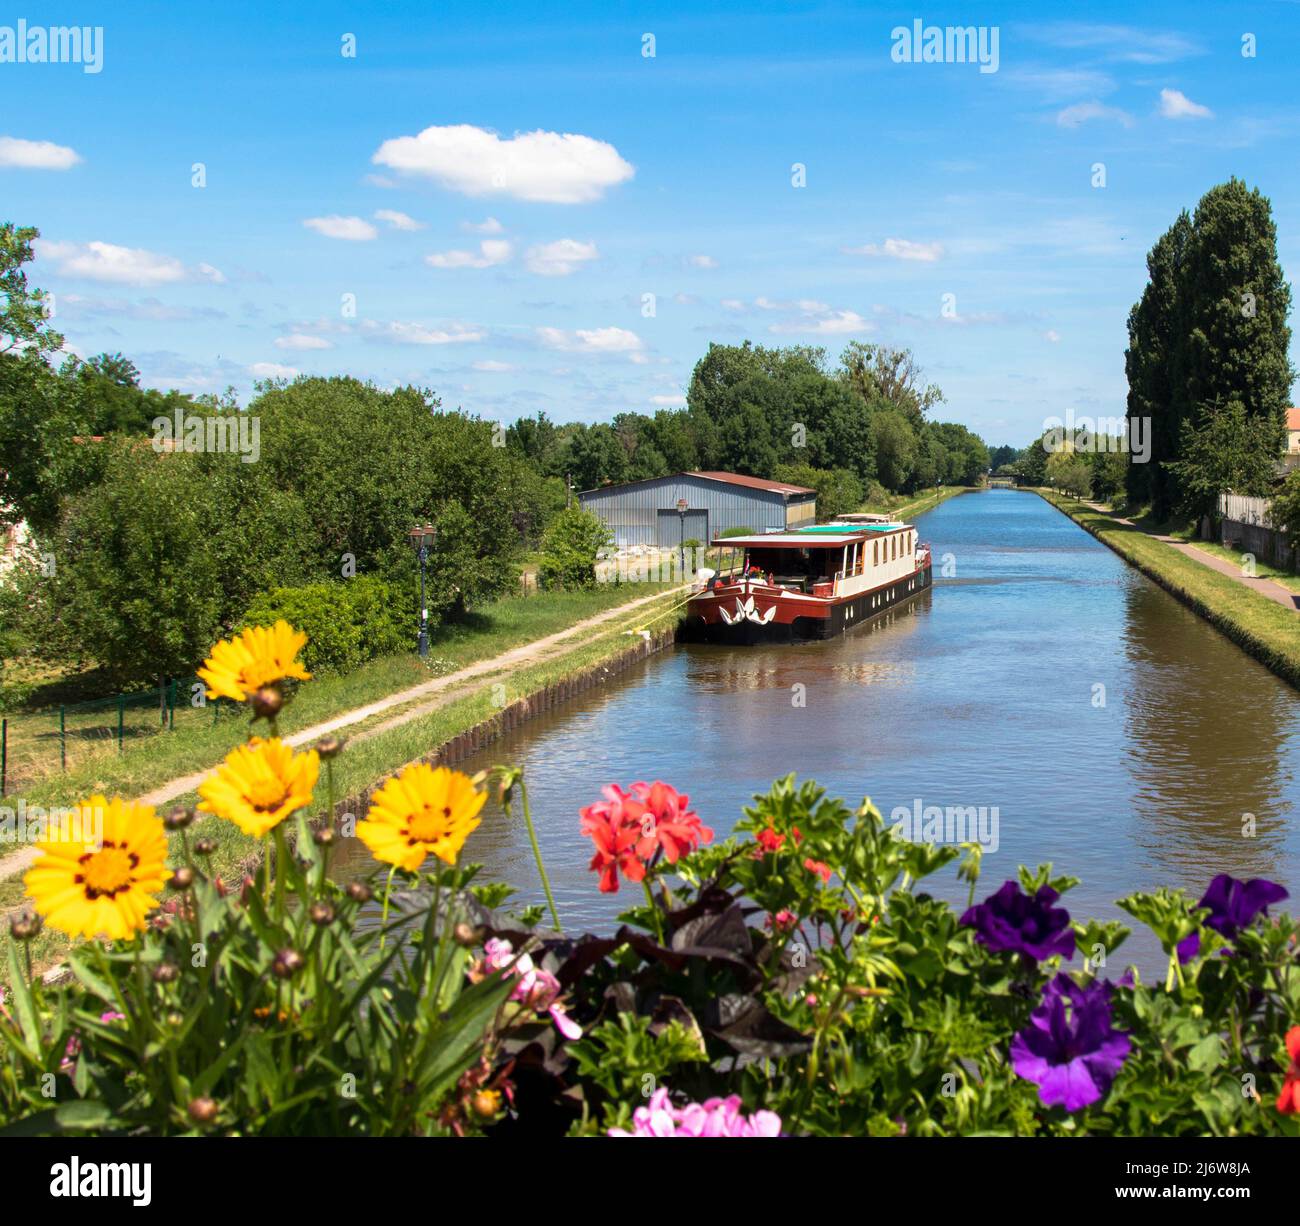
[873,541,879,566]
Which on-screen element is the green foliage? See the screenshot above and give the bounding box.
[537,505,612,591]
[1125,180,1293,520]
[1167,399,1280,520]
[242,575,407,675]
[0,815,516,1136]
[772,462,863,520]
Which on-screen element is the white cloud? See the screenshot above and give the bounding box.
[35,239,223,287]
[462,217,504,234]
[275,333,333,351]
[843,238,943,262]
[536,325,644,355]
[770,309,872,336]
[1045,329,1062,343]
[372,123,634,204]
[1159,88,1212,120]
[58,294,225,322]
[721,298,747,312]
[249,362,298,379]
[374,208,425,231]
[362,320,486,345]
[1055,100,1136,129]
[472,359,515,372]
[303,215,379,241]
[425,239,513,270]
[524,238,599,276]
[1025,23,1200,64]
[688,254,718,269]
[650,393,685,406]
[0,136,81,170]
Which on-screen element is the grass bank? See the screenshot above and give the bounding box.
[1037,489,1300,690]
[1,583,671,813]
[859,484,969,520]
[0,587,685,986]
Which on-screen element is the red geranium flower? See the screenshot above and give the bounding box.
[804,858,832,884]
[1277,1026,1300,1114]
[580,785,650,893]
[579,780,712,893]
[756,827,785,854]
[628,780,713,865]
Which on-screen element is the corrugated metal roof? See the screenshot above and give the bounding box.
[687,471,816,496]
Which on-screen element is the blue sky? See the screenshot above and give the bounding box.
[3,1,1298,448]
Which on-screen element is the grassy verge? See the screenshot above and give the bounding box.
[0,588,684,986]
[0,583,671,819]
[1036,489,1300,688]
[858,485,968,519]
[1166,533,1300,594]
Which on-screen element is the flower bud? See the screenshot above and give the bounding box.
[250,685,283,720]
[164,806,194,831]
[312,827,336,847]
[453,922,480,947]
[471,1088,502,1119]
[169,867,195,891]
[194,837,217,856]
[346,882,372,904]
[153,961,180,984]
[187,1097,219,1125]
[272,947,304,979]
[9,911,41,941]
[309,901,335,926]
[315,735,344,759]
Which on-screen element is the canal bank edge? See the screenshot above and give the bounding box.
[1034,489,1300,692]
[316,624,677,829]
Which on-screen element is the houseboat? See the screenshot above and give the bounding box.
[681,516,932,644]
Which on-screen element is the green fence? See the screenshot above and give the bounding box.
[0,677,237,797]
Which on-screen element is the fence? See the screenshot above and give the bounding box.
[1216,493,1297,571]
[0,676,238,797]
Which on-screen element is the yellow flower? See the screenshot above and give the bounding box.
[356,764,486,872]
[198,620,311,704]
[23,796,168,940]
[197,737,319,838]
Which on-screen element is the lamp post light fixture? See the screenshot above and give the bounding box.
[675,497,689,576]
[407,522,437,657]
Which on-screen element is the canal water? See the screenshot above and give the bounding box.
[350,490,1300,971]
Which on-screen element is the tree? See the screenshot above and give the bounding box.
[837,341,943,427]
[537,505,612,590]
[872,408,917,491]
[772,463,864,520]
[0,222,62,355]
[1165,399,1279,521]
[1046,448,1092,497]
[1089,447,1128,504]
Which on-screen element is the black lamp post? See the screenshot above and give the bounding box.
[407,523,437,657]
[675,497,689,575]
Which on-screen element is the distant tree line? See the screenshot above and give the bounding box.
[504,340,991,511]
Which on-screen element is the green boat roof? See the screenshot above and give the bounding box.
[795,523,902,533]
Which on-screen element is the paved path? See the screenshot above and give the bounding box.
[1083,502,1300,612]
[0,584,685,887]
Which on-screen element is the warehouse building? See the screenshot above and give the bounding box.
[578,471,817,548]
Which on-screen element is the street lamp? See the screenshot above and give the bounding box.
[407,522,437,657]
[675,497,689,576]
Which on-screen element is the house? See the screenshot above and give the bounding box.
[1284,407,1300,473]
[578,471,817,549]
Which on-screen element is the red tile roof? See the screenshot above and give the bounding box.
[687,471,816,496]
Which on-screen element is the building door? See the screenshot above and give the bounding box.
[656,508,708,548]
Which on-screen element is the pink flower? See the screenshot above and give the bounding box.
[804,858,832,884]
[476,939,582,1041]
[609,1088,781,1138]
[579,781,713,893]
[61,1011,127,1072]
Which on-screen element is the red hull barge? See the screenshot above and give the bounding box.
[681,515,932,644]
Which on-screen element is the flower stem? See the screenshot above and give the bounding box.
[378,865,398,952]
[514,775,561,933]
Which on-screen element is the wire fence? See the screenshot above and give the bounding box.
[0,677,239,797]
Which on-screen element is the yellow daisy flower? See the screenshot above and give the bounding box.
[198,620,311,704]
[356,764,486,872]
[23,796,168,941]
[197,737,319,838]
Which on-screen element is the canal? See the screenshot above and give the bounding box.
[360,489,1300,970]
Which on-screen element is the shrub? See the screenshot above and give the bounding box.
[241,575,406,674]
[537,505,611,591]
[718,525,755,538]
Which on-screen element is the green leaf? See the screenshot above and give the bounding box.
[54,1099,114,1131]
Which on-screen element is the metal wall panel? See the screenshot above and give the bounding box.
[578,474,810,548]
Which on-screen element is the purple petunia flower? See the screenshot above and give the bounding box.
[1177,874,1289,963]
[1010,975,1130,1112]
[961,880,1075,962]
